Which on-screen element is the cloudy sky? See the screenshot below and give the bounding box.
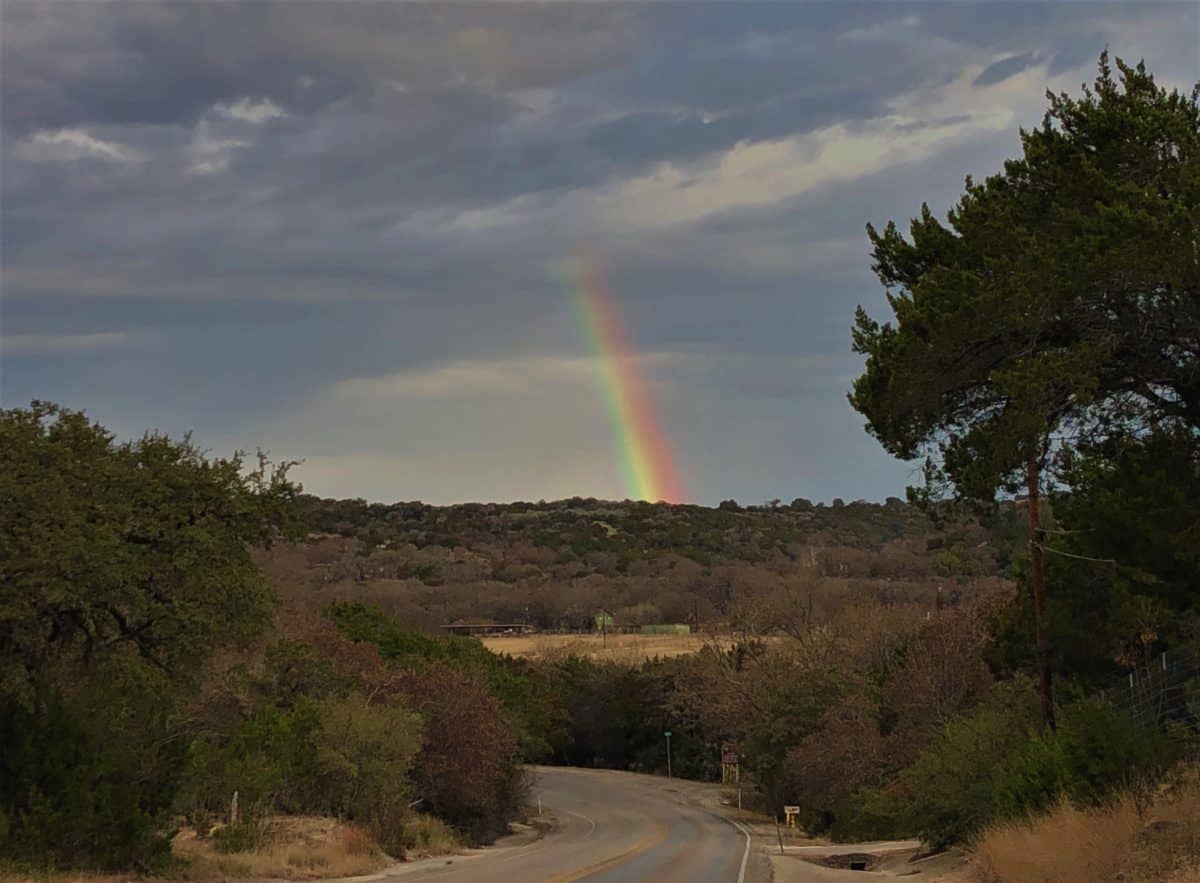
[2,2,1197,505]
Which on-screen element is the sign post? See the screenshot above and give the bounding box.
[783,805,800,829]
[664,731,672,778]
[721,749,740,785]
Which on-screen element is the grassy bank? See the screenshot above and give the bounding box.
[970,762,1200,883]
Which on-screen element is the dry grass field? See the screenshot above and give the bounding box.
[480,632,730,661]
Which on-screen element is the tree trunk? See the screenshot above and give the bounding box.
[1027,457,1056,730]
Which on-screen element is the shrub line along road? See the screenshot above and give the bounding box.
[377,767,767,883]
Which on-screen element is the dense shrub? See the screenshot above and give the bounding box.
[326,606,530,843]
[327,602,555,758]
[313,694,422,840]
[862,683,1182,849]
[885,681,1043,848]
[0,404,298,870]
[0,690,177,870]
[178,638,424,853]
[180,700,325,821]
[993,699,1180,818]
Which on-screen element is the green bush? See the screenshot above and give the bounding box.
[867,682,1181,849]
[179,701,324,820]
[0,662,183,871]
[994,698,1179,818]
[0,404,298,871]
[179,682,423,855]
[888,681,1042,848]
[326,602,555,759]
[313,694,422,852]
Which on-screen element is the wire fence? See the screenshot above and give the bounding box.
[1099,644,1200,735]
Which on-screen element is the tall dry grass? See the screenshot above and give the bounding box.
[174,817,388,881]
[398,814,463,857]
[971,797,1141,883]
[0,814,459,883]
[970,763,1200,883]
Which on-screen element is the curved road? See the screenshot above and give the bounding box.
[385,767,767,883]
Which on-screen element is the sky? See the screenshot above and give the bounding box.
[2,2,1197,506]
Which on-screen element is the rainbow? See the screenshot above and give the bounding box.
[559,253,685,504]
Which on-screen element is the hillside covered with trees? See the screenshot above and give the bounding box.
[270,492,1018,632]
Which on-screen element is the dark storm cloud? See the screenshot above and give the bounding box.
[2,1,1195,504]
[1,2,639,134]
[974,52,1039,86]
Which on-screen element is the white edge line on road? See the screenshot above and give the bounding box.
[564,809,597,838]
[728,818,751,883]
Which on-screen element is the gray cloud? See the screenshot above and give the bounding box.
[2,1,1195,504]
[974,52,1039,86]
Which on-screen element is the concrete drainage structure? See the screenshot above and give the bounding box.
[822,853,875,871]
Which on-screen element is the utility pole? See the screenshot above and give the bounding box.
[1026,457,1055,730]
[664,731,672,778]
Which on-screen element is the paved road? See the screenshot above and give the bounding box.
[385,766,765,883]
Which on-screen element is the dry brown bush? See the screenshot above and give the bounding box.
[971,797,1141,883]
[398,814,464,857]
[172,817,387,880]
[970,764,1200,883]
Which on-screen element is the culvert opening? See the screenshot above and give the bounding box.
[822,853,876,872]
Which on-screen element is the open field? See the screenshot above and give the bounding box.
[480,632,730,661]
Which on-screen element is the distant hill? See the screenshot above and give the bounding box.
[259,495,1024,634]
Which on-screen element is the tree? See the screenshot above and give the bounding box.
[1032,428,1200,679]
[850,56,1199,728]
[398,665,524,842]
[1,402,302,699]
[0,402,301,866]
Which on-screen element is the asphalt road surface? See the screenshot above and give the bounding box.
[385,766,766,883]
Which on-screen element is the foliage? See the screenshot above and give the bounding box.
[213,820,267,854]
[326,602,556,759]
[0,672,179,870]
[850,55,1199,502]
[1053,430,1199,672]
[849,54,1198,728]
[993,699,1179,818]
[780,599,999,836]
[325,605,532,842]
[0,402,301,703]
[885,681,1044,848]
[397,664,526,843]
[313,694,422,831]
[0,402,300,869]
[178,632,423,854]
[871,683,1180,850]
